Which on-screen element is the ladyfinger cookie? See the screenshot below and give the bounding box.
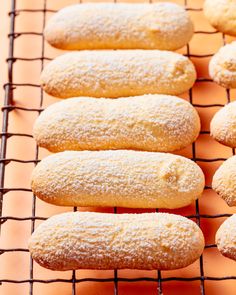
[31,150,205,209]
[204,0,236,36]
[210,101,236,148]
[40,50,196,98]
[216,215,236,261]
[209,42,236,89]
[33,95,200,153]
[44,3,194,51]
[212,155,236,207]
[29,212,205,271]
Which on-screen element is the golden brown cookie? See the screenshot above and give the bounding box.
[209,42,236,89]
[212,155,236,206]
[33,95,200,153]
[216,215,236,261]
[29,212,205,270]
[31,150,205,209]
[45,3,194,50]
[204,0,236,36]
[40,50,196,98]
[210,101,236,147]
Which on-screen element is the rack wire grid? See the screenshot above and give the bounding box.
[0,0,236,294]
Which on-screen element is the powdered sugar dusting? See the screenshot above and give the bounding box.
[40,50,196,98]
[31,150,205,209]
[204,0,236,37]
[212,155,236,206]
[210,100,236,147]
[28,211,205,271]
[216,214,236,261]
[44,3,194,50]
[209,41,236,88]
[33,95,200,153]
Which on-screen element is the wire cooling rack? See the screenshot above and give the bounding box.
[0,0,236,294]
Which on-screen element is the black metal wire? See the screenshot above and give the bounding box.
[1,275,236,284]
[0,0,16,236]
[113,207,118,295]
[29,1,47,294]
[1,1,236,294]
[0,213,233,223]
[186,38,206,295]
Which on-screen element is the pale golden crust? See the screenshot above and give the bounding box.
[209,42,236,89]
[216,215,236,261]
[212,155,236,207]
[28,212,205,271]
[31,150,205,209]
[40,50,196,98]
[44,3,194,51]
[210,101,236,147]
[204,0,236,36]
[33,95,200,153]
